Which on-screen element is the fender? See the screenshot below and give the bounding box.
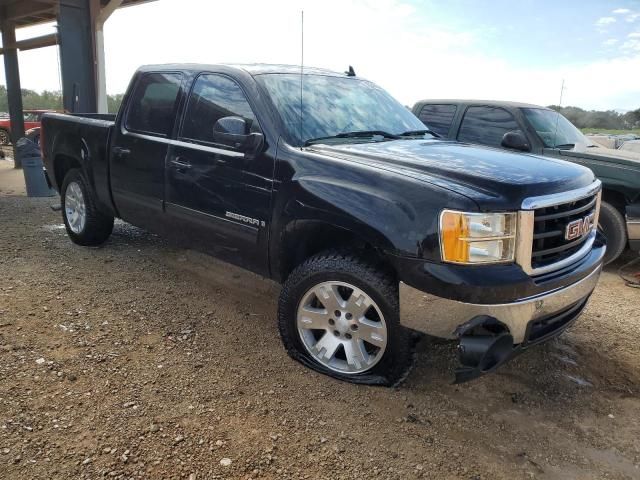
[269,145,476,280]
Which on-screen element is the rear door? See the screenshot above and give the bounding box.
[416,104,458,138]
[165,72,273,274]
[109,71,183,230]
[456,106,525,148]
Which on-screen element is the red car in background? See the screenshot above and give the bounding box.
[0,109,56,145]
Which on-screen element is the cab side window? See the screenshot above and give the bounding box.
[125,72,182,136]
[458,106,522,147]
[418,104,457,137]
[180,74,259,147]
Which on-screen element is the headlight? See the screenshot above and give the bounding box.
[439,210,517,264]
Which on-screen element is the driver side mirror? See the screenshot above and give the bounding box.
[501,131,530,152]
[212,116,264,154]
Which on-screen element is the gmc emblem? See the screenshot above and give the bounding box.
[565,213,595,241]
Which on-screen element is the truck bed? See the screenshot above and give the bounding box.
[41,112,117,214]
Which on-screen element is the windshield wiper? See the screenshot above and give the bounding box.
[398,129,439,138]
[304,130,399,146]
[554,143,575,150]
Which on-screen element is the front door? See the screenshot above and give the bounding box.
[165,73,273,274]
[109,71,183,230]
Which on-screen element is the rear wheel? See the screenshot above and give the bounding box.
[61,169,114,246]
[0,129,9,145]
[278,251,412,386]
[598,200,627,265]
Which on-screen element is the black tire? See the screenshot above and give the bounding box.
[0,129,9,145]
[598,200,627,265]
[61,168,114,246]
[278,251,412,386]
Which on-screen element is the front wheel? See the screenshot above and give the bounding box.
[278,251,412,386]
[598,200,627,265]
[61,169,114,246]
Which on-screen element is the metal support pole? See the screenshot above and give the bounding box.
[1,20,25,168]
[58,0,98,113]
[94,0,123,113]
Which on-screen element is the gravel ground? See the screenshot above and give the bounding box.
[1,160,640,479]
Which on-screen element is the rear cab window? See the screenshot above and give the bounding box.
[125,72,183,137]
[418,104,457,137]
[457,106,523,147]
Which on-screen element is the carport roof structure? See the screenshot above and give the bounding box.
[1,0,153,169]
[0,0,152,28]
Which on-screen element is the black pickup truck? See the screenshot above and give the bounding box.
[412,100,640,264]
[41,64,605,385]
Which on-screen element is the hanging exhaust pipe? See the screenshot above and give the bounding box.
[454,316,514,383]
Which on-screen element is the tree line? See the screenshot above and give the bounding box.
[548,105,640,130]
[2,85,639,130]
[0,86,124,114]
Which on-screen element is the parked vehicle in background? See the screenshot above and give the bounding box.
[413,100,640,264]
[0,109,55,145]
[41,64,605,385]
[619,139,640,155]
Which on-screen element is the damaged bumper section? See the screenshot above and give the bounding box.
[399,245,604,382]
[627,202,640,252]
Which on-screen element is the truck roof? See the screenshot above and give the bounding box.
[138,63,349,78]
[414,99,551,110]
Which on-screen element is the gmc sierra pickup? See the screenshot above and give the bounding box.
[41,64,606,385]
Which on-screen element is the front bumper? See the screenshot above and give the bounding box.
[627,202,640,251]
[400,264,601,344]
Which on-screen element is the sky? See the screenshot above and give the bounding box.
[1,0,639,111]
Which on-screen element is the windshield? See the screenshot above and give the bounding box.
[256,73,428,146]
[522,108,593,149]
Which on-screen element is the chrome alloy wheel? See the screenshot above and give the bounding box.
[296,281,388,374]
[64,181,87,234]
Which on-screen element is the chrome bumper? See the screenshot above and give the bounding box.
[627,216,640,242]
[399,266,602,344]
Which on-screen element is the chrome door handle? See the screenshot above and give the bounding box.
[171,158,192,170]
[113,146,131,157]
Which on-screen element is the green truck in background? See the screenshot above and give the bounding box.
[412,99,640,264]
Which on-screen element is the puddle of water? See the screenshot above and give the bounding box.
[42,224,66,232]
[564,374,593,387]
[551,353,578,366]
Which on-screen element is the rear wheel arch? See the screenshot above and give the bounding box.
[54,154,83,192]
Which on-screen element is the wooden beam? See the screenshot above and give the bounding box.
[4,0,57,22]
[0,33,58,54]
[97,0,123,24]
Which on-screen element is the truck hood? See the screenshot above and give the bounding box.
[558,145,640,168]
[308,139,595,210]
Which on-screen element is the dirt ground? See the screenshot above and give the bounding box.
[1,157,640,480]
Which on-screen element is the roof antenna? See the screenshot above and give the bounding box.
[552,79,565,148]
[345,66,356,77]
[299,10,304,149]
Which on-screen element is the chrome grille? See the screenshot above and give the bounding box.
[531,194,598,270]
[516,181,602,276]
